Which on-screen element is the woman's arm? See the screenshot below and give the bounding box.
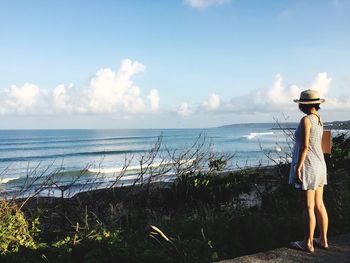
[296,116,311,182]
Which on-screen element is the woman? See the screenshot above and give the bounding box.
[289,89,329,252]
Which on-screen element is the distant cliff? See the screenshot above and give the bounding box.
[324,120,350,130]
[217,122,298,130]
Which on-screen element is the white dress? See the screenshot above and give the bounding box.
[289,114,327,190]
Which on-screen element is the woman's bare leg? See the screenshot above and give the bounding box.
[291,190,316,252]
[314,186,328,247]
[304,190,316,251]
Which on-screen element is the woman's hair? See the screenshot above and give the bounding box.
[298,103,320,114]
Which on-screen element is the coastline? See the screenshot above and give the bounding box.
[1,132,349,263]
[1,132,349,262]
[8,163,280,200]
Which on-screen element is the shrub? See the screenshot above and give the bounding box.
[0,199,39,254]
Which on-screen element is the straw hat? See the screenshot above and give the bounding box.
[293,89,325,104]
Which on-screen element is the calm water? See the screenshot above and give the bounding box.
[0,125,292,196]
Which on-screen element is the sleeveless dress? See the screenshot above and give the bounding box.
[289,114,327,190]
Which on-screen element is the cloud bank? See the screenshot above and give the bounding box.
[176,72,350,119]
[221,72,346,114]
[2,65,349,125]
[0,59,160,116]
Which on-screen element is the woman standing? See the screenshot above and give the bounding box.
[289,89,329,252]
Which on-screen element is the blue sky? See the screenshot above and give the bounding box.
[0,0,350,128]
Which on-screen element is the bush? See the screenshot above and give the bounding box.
[0,199,39,254]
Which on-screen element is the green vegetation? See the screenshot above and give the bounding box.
[0,133,349,263]
[0,199,40,254]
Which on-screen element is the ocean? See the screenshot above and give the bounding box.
[0,124,294,197]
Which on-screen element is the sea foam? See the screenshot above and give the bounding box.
[88,159,195,174]
[243,132,274,140]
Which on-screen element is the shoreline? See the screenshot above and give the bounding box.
[1,163,282,201]
[14,163,284,215]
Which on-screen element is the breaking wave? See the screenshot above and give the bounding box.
[243,132,274,140]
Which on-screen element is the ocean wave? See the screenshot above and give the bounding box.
[89,165,142,174]
[88,159,195,174]
[0,135,162,146]
[0,149,152,162]
[260,146,284,152]
[223,137,244,143]
[243,132,274,140]
[0,177,20,184]
[0,140,149,152]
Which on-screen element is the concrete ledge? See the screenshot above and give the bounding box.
[216,233,350,263]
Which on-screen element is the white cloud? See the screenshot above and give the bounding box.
[87,59,146,113]
[220,74,301,114]
[2,83,41,114]
[199,72,346,115]
[2,67,349,124]
[53,83,74,112]
[184,0,229,9]
[264,74,301,107]
[256,72,331,112]
[202,93,220,110]
[148,89,160,112]
[176,75,301,117]
[0,59,159,116]
[309,72,332,98]
[177,103,192,117]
